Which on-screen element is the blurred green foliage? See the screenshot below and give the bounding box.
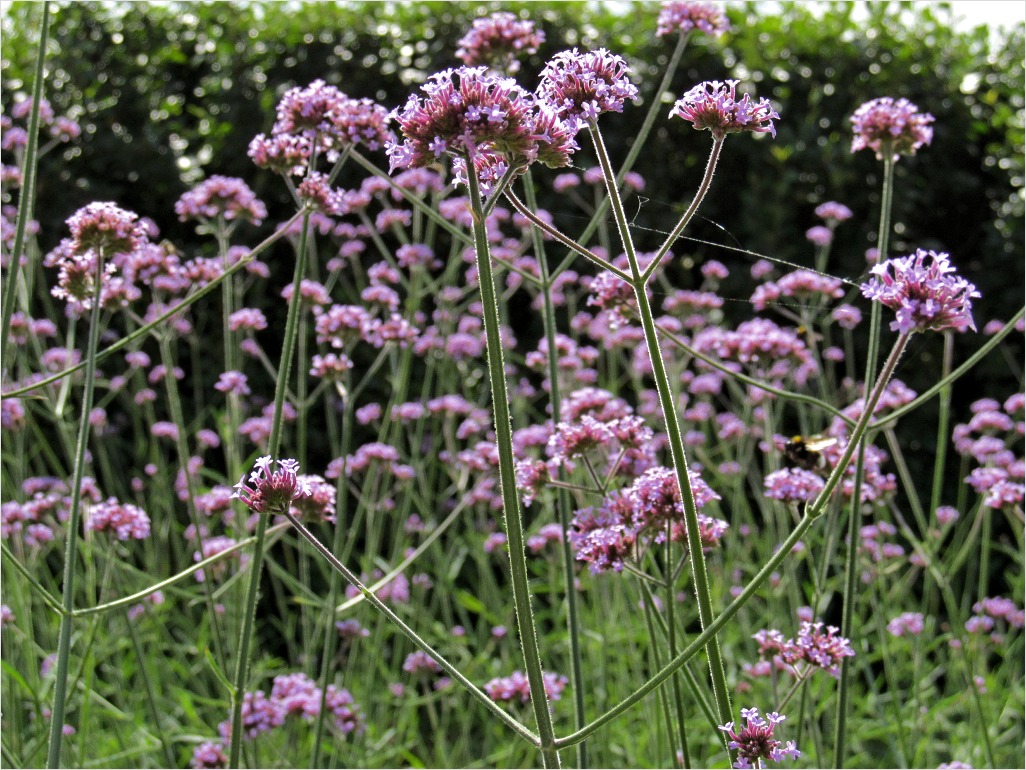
[2,0,1023,396]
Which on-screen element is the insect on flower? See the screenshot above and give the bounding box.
[781,435,838,473]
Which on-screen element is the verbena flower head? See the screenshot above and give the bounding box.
[67,202,147,256]
[670,80,778,139]
[232,456,309,515]
[861,250,979,334]
[719,708,800,768]
[85,498,151,540]
[387,66,575,177]
[850,97,934,160]
[656,1,731,38]
[536,48,639,129]
[815,201,853,223]
[484,670,568,704]
[456,12,545,74]
[175,176,267,225]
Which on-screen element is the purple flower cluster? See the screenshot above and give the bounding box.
[85,498,151,540]
[175,176,267,225]
[861,250,979,335]
[887,612,925,637]
[670,79,778,139]
[456,12,545,74]
[249,79,393,179]
[966,596,1025,639]
[569,465,726,573]
[483,670,569,704]
[719,707,800,768]
[763,467,825,503]
[48,203,151,314]
[388,66,577,179]
[751,269,844,312]
[232,457,309,515]
[206,672,363,763]
[656,1,731,38]
[402,650,443,676]
[752,621,855,678]
[952,395,1024,510]
[814,200,853,223]
[536,48,639,129]
[189,741,228,769]
[693,318,817,387]
[850,96,935,160]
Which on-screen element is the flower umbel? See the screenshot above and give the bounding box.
[861,249,979,334]
[656,1,731,38]
[387,66,575,176]
[536,48,639,129]
[671,80,778,139]
[456,11,545,74]
[850,97,934,160]
[232,457,309,515]
[719,707,801,768]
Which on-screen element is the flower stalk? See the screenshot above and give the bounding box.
[1,1,50,369]
[466,162,561,768]
[588,119,734,736]
[228,206,312,768]
[46,246,104,768]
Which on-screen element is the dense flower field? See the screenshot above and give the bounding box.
[1,2,1023,768]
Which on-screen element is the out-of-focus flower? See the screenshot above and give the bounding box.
[484,670,568,704]
[85,499,151,540]
[176,176,267,225]
[815,201,853,222]
[887,612,925,637]
[456,12,545,74]
[851,97,934,160]
[656,1,731,37]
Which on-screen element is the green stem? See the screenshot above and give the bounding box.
[311,397,353,766]
[618,31,690,186]
[833,154,895,767]
[524,170,588,769]
[46,248,105,768]
[645,135,726,282]
[588,120,733,736]
[228,206,312,768]
[0,1,49,369]
[466,163,560,768]
[72,524,290,617]
[502,189,631,281]
[0,541,64,616]
[281,509,540,744]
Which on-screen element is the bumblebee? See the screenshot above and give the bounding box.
[781,435,838,472]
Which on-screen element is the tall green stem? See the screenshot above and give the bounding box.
[466,165,560,768]
[1,2,49,368]
[311,395,353,766]
[588,121,733,736]
[46,248,104,768]
[228,206,312,768]
[524,171,588,768]
[833,154,895,767]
